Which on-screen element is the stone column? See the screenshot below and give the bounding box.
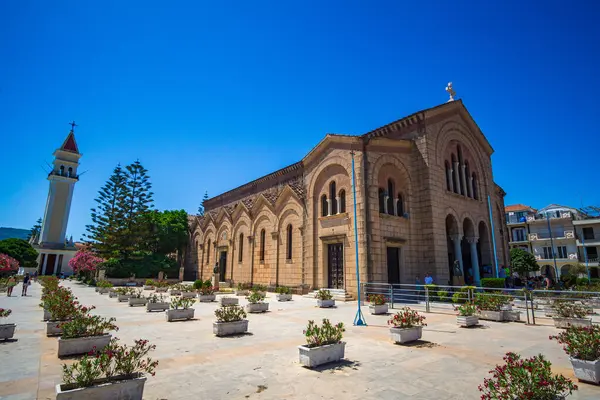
[41,253,48,275]
[467,237,481,286]
[460,164,467,197]
[327,199,332,216]
[393,199,398,216]
[469,176,474,199]
[335,197,340,214]
[384,195,389,214]
[453,162,461,195]
[447,168,454,192]
[451,234,465,286]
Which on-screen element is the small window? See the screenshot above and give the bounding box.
[329,181,337,214]
[206,239,211,263]
[286,224,293,260]
[68,167,73,177]
[238,233,244,262]
[321,194,328,217]
[445,161,451,191]
[260,229,266,262]
[59,165,65,176]
[339,190,346,213]
[386,179,394,215]
[378,188,385,213]
[583,227,595,240]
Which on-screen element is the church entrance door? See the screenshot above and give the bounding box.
[387,247,400,284]
[219,251,227,282]
[327,243,344,289]
[45,254,57,276]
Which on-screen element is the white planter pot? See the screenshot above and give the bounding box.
[220,297,239,306]
[0,323,16,340]
[56,373,146,400]
[166,308,195,322]
[457,315,479,327]
[146,302,169,312]
[478,310,505,322]
[58,334,112,357]
[117,295,131,302]
[155,287,168,293]
[143,285,155,290]
[504,310,521,322]
[500,304,512,311]
[213,319,249,336]
[198,294,216,302]
[95,287,99,292]
[317,299,335,308]
[390,326,423,344]
[128,298,148,307]
[276,294,292,301]
[236,290,249,296]
[246,302,269,313]
[298,342,345,368]
[109,291,117,298]
[255,291,267,297]
[169,290,182,296]
[47,320,69,337]
[369,304,388,315]
[43,309,51,321]
[553,317,592,329]
[98,288,109,294]
[181,292,196,299]
[570,357,600,384]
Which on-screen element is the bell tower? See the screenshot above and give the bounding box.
[34,122,82,275]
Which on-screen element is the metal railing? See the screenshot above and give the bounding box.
[361,282,600,326]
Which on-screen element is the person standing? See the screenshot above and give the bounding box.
[21,272,31,296]
[424,272,433,285]
[6,275,16,296]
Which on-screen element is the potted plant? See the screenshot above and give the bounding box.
[116,287,135,302]
[146,293,169,312]
[128,289,148,307]
[368,294,388,315]
[166,297,195,322]
[252,284,267,297]
[58,312,118,357]
[479,352,577,399]
[96,280,113,294]
[315,289,335,308]
[0,308,15,340]
[474,294,510,322]
[246,291,269,313]
[220,296,239,306]
[275,286,292,301]
[552,301,592,329]
[213,305,248,336]
[56,338,158,399]
[108,288,118,298]
[455,301,479,327]
[180,284,196,299]
[298,319,345,368]
[45,288,81,337]
[197,280,216,302]
[550,325,600,384]
[169,284,182,296]
[143,279,156,290]
[388,307,426,344]
[154,281,169,293]
[236,282,251,296]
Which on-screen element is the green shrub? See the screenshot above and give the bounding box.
[304,318,344,347]
[214,305,246,322]
[275,286,291,295]
[145,279,155,286]
[315,289,333,300]
[246,291,265,304]
[193,280,204,290]
[576,277,589,286]
[437,290,449,302]
[253,284,267,292]
[480,278,505,288]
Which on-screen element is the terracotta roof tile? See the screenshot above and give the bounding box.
[505,204,535,212]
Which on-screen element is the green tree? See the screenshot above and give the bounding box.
[84,164,128,258]
[510,248,539,277]
[0,238,39,269]
[120,161,154,257]
[198,191,208,216]
[144,210,189,255]
[27,218,42,241]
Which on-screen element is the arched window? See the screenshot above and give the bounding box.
[445,161,451,191]
[378,188,385,213]
[465,162,471,198]
[339,190,346,213]
[472,173,478,200]
[59,165,65,176]
[286,224,293,260]
[206,239,211,263]
[321,194,328,217]
[68,167,73,177]
[238,233,244,262]
[260,229,266,262]
[329,181,337,214]
[397,193,404,216]
[451,154,459,194]
[387,179,394,215]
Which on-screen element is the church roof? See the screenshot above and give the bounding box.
[60,131,80,154]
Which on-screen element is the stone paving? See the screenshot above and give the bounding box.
[1,281,599,400]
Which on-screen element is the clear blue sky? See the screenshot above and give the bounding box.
[1,1,599,240]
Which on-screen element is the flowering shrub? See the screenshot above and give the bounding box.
[0,253,19,274]
[68,250,103,275]
[315,289,333,300]
[455,302,478,317]
[247,291,265,304]
[303,319,344,347]
[147,293,167,304]
[180,284,194,292]
[479,352,577,400]
[61,338,158,389]
[96,280,113,288]
[369,294,386,306]
[388,307,426,329]
[42,287,83,321]
[145,279,156,286]
[550,325,600,361]
[130,289,145,299]
[0,308,12,319]
[552,300,589,319]
[474,293,511,311]
[214,305,246,322]
[60,313,118,339]
[198,280,214,295]
[275,286,291,295]
[114,287,136,296]
[170,297,195,310]
[154,280,169,288]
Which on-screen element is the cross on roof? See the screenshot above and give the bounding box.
[69,121,78,132]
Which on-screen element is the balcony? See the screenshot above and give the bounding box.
[534,253,578,261]
[527,212,572,223]
[528,231,575,241]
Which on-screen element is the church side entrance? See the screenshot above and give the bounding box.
[387,247,401,284]
[327,243,344,289]
[219,251,227,282]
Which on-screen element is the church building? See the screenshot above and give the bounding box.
[187,91,510,297]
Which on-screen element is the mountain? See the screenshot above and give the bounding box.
[0,227,30,241]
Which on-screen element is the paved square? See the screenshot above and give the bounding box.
[0,282,598,399]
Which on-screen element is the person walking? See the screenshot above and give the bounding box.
[21,272,31,296]
[6,275,17,297]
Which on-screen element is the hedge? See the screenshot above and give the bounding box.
[480,278,505,288]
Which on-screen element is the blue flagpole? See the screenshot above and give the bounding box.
[487,195,500,278]
[351,151,366,326]
[580,229,591,282]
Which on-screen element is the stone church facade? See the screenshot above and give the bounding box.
[186,99,510,297]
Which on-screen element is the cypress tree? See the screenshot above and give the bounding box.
[198,191,208,216]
